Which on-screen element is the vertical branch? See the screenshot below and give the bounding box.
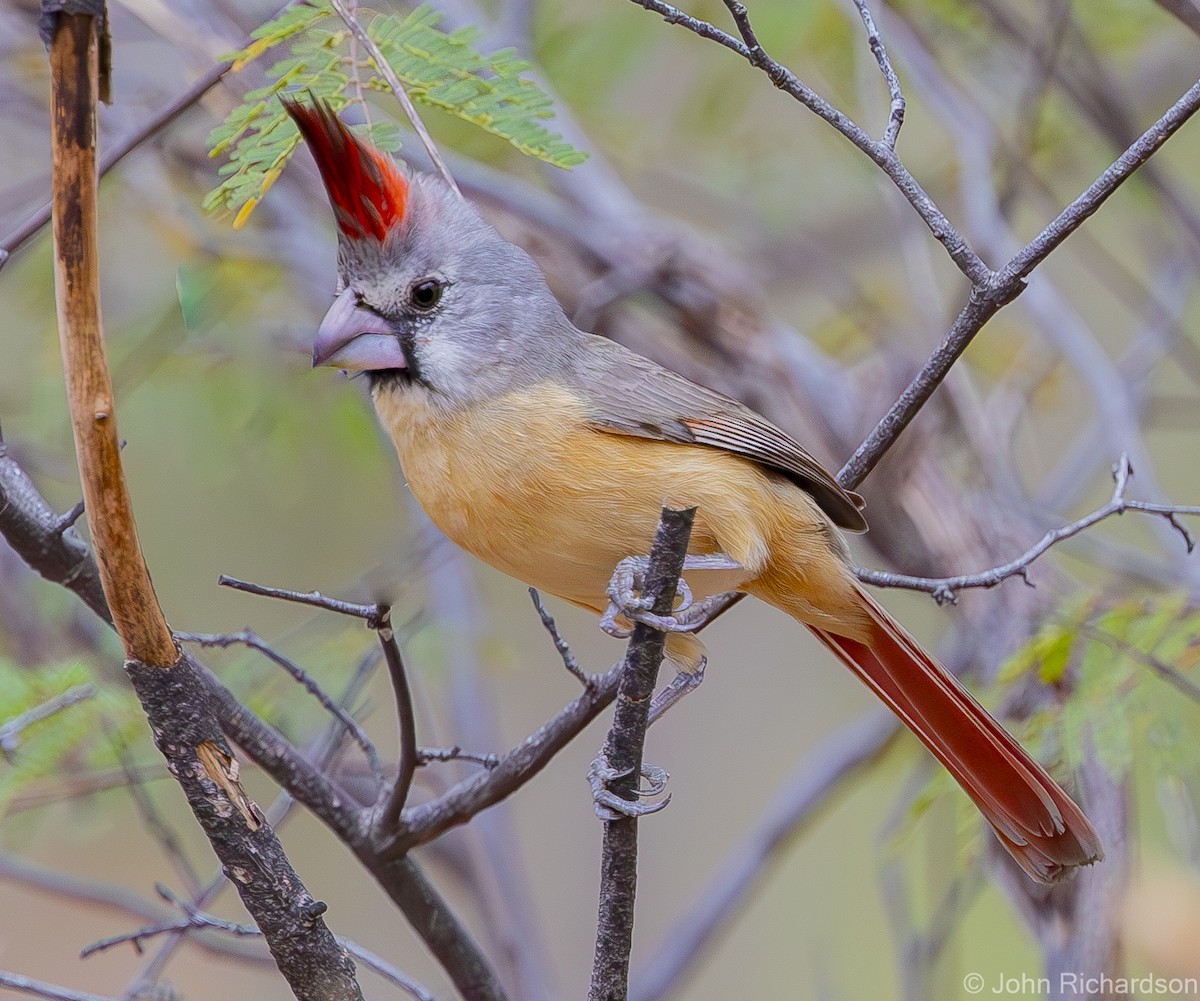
[42,8,366,999]
[589,507,695,1001]
[48,9,175,667]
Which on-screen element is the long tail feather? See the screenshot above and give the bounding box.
[810,589,1103,883]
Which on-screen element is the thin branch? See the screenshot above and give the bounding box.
[589,507,695,1001]
[327,0,463,196]
[84,888,441,1001]
[1000,76,1200,285]
[0,971,114,1001]
[371,607,420,840]
[529,588,590,687]
[0,60,232,270]
[854,455,1200,603]
[0,684,95,759]
[418,746,501,769]
[838,76,1200,489]
[0,852,270,967]
[1079,623,1200,704]
[108,727,203,899]
[629,0,990,284]
[846,0,905,148]
[178,629,385,785]
[384,661,624,854]
[218,574,384,621]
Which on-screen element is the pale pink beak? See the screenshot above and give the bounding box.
[312,288,407,371]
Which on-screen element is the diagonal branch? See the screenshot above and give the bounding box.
[838,76,1200,489]
[629,0,989,284]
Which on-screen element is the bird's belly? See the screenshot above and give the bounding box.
[374,383,766,611]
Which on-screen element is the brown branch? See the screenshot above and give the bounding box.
[43,9,364,999]
[49,9,175,666]
[589,507,695,1001]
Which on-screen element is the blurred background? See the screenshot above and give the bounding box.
[2,0,1200,998]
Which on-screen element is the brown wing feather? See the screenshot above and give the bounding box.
[574,336,867,532]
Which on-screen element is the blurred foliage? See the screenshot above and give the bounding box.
[902,591,1200,872]
[206,2,586,226]
[0,661,140,816]
[1010,591,1200,781]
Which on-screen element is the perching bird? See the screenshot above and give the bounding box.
[284,97,1102,884]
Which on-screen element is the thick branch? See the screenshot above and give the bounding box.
[49,10,175,666]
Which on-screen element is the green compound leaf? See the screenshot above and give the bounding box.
[205,2,585,226]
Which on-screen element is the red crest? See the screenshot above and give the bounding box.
[283,98,408,242]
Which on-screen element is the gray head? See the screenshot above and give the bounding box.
[285,99,577,407]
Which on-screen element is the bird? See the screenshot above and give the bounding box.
[283,97,1103,884]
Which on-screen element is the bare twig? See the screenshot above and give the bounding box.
[629,0,989,283]
[371,607,420,841]
[0,852,270,967]
[418,746,501,769]
[385,661,624,853]
[84,888,441,1001]
[529,588,590,687]
[846,0,905,147]
[0,684,95,759]
[0,60,232,270]
[218,574,385,621]
[854,455,1200,603]
[589,507,695,1001]
[108,727,202,899]
[327,0,462,196]
[838,77,1200,489]
[1079,623,1200,704]
[178,629,385,784]
[0,971,114,1001]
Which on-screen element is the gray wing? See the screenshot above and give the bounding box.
[572,335,867,532]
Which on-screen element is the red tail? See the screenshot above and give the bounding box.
[811,590,1102,883]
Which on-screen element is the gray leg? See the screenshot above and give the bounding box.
[601,554,744,637]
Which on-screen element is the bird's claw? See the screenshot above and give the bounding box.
[601,554,739,638]
[588,751,671,820]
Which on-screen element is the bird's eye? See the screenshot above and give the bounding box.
[408,278,446,312]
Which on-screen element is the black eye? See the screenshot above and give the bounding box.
[409,278,445,312]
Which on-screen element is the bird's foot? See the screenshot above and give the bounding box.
[588,751,671,820]
[600,554,742,638]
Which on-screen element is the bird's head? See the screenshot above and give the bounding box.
[284,98,571,406]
